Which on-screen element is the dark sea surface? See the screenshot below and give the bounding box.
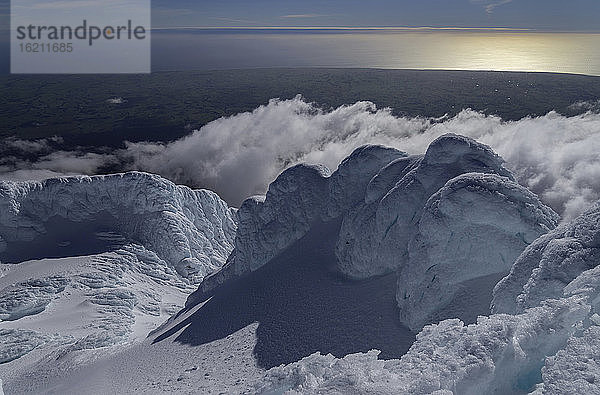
[150,29,600,76]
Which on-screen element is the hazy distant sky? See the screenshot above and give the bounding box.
[152,0,599,32]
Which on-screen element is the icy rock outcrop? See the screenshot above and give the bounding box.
[492,201,600,314]
[336,134,515,279]
[398,173,559,330]
[254,296,589,395]
[0,172,237,283]
[198,146,407,294]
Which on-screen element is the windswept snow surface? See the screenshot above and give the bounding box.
[254,296,589,395]
[0,172,237,385]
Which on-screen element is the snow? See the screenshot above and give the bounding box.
[336,134,516,279]
[254,296,589,395]
[0,172,238,376]
[0,328,48,364]
[2,135,600,394]
[0,172,237,283]
[492,200,600,315]
[200,145,406,294]
[0,275,70,321]
[398,173,558,330]
[326,145,406,218]
[533,325,600,394]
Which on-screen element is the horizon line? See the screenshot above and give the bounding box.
[151,26,536,31]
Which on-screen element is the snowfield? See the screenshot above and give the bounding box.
[0,173,237,391]
[1,135,600,394]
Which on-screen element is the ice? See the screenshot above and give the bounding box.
[199,145,405,294]
[254,296,589,395]
[0,172,239,365]
[534,326,600,394]
[326,145,406,218]
[0,275,70,321]
[0,328,47,364]
[0,172,237,283]
[336,134,516,279]
[398,173,558,330]
[493,201,600,314]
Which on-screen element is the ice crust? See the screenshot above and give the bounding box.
[0,328,48,364]
[0,275,70,321]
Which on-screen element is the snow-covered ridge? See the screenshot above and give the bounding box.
[196,134,558,332]
[196,145,406,296]
[0,171,237,283]
[337,133,516,280]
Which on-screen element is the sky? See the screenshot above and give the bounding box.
[151,0,600,32]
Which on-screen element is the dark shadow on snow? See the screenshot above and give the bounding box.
[0,214,127,264]
[153,219,416,369]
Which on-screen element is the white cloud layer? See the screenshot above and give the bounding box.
[2,96,600,221]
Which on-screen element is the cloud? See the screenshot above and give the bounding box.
[569,100,600,113]
[0,149,117,181]
[471,0,513,14]
[116,96,600,221]
[209,17,257,24]
[2,97,600,221]
[280,14,328,19]
[31,151,118,174]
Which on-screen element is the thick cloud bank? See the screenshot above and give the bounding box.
[2,96,600,219]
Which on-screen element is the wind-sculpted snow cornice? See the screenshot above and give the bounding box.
[0,172,237,283]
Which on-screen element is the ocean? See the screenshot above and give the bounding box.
[151,29,600,76]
